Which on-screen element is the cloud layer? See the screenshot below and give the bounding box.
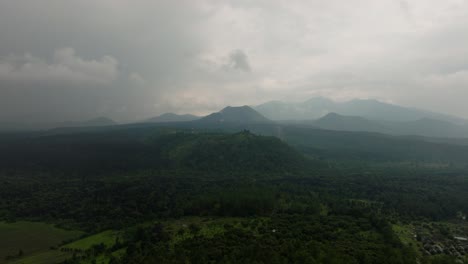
[1,0,468,122]
[0,48,118,84]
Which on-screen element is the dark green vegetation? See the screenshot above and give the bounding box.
[0,121,467,263]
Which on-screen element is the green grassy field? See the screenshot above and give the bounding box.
[2,229,120,264]
[8,250,72,264]
[0,221,83,264]
[61,230,120,250]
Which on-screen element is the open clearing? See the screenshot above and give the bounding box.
[62,230,119,250]
[0,221,83,264]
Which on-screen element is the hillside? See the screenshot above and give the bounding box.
[12,118,468,165]
[383,118,468,138]
[273,125,468,163]
[150,121,468,163]
[149,130,304,173]
[0,129,303,176]
[308,113,468,138]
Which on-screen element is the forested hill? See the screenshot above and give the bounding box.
[148,131,305,174]
[6,120,468,170]
[0,129,304,176]
[150,121,468,163]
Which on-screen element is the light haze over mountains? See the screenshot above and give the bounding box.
[254,97,465,123]
[2,97,468,139]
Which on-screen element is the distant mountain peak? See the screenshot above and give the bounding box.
[321,112,341,119]
[220,105,252,113]
[145,113,199,123]
[198,105,272,124]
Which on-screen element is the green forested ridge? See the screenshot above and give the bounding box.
[0,130,302,175]
[152,121,468,163]
[0,127,467,263]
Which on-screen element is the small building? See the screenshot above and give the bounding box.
[454,236,468,242]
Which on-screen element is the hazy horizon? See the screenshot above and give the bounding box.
[2,1,468,123]
[1,96,466,126]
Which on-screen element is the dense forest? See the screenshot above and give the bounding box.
[0,126,467,263]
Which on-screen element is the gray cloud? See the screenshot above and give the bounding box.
[0,48,118,84]
[1,0,468,123]
[226,50,251,72]
[129,72,146,85]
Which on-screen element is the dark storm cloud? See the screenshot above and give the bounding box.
[0,1,208,123]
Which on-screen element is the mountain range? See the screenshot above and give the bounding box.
[254,97,466,124]
[4,103,468,163]
[3,97,468,139]
[193,102,468,138]
[310,113,468,138]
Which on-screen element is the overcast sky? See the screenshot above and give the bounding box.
[1,0,468,123]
